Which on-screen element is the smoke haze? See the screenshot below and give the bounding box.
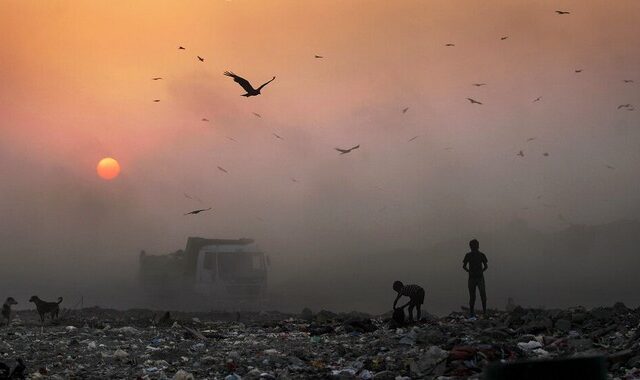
[1,0,640,314]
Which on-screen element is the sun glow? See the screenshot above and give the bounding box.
[97,157,121,180]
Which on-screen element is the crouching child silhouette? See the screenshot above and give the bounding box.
[392,281,425,323]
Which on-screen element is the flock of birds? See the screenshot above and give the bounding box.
[147,9,635,218]
[153,44,369,215]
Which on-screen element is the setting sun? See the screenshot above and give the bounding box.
[96,157,121,180]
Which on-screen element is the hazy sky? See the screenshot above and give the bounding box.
[1,1,639,313]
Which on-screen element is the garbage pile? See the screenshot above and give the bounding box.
[2,303,640,379]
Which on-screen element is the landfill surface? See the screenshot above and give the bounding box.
[2,303,640,379]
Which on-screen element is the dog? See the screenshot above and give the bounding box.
[28,296,63,323]
[1,297,17,326]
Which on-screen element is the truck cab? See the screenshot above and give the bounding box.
[194,240,268,298]
[139,237,268,306]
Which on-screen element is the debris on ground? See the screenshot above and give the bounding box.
[3,303,640,378]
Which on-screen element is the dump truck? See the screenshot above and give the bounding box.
[139,237,268,307]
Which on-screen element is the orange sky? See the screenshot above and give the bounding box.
[2,0,640,312]
[1,0,640,250]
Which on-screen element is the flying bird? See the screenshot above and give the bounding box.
[501,36,509,40]
[223,71,276,97]
[472,83,487,87]
[184,207,212,216]
[533,96,542,102]
[466,98,483,105]
[252,112,262,118]
[151,77,163,80]
[153,99,160,102]
[606,165,615,170]
[201,118,209,122]
[445,43,455,47]
[272,133,283,140]
[178,46,186,50]
[575,69,583,73]
[335,145,360,155]
[314,55,324,59]
[623,79,634,83]
[517,150,524,157]
[408,136,420,142]
[555,10,570,14]
[526,137,536,142]
[197,56,205,62]
[217,166,229,174]
[290,177,298,183]
[543,152,549,157]
[618,104,632,109]
[226,136,237,143]
[402,107,409,113]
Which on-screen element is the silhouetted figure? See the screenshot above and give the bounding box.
[223,71,276,97]
[463,239,488,317]
[392,281,425,322]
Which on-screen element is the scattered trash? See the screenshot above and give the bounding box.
[4,303,640,378]
[172,369,195,380]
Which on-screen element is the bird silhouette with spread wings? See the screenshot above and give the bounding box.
[224,71,276,97]
[184,207,212,216]
[335,145,360,155]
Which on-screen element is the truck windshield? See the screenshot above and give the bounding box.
[217,252,265,280]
